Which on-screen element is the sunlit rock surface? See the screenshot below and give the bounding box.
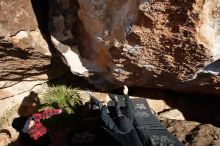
[0,0,68,89]
[49,0,220,93]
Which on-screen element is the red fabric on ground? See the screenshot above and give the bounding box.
[28,109,62,140]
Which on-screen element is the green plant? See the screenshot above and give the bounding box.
[39,85,82,115]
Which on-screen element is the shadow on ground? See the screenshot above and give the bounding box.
[125,87,220,127]
[8,91,40,146]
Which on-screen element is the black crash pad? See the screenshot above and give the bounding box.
[132,98,183,146]
[66,96,183,146]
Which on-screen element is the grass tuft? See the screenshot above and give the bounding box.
[39,85,82,115]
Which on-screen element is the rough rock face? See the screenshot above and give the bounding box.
[161,119,220,146]
[0,0,68,90]
[0,0,37,36]
[49,0,220,93]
